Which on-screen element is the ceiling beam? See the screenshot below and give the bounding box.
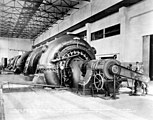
[41,9,71,15]
[14,0,44,37]
[69,0,90,1]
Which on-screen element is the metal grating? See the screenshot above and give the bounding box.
[0,0,89,39]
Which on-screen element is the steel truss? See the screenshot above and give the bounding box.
[0,0,89,39]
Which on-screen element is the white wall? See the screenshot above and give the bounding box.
[0,37,32,60]
[127,0,153,62]
[91,36,120,59]
[0,38,9,60]
[91,0,122,15]
[90,12,120,59]
[91,0,153,63]
[115,0,153,64]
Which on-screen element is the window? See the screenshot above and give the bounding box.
[91,29,103,41]
[91,24,120,41]
[105,24,120,37]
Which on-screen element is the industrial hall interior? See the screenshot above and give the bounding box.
[0,0,153,120]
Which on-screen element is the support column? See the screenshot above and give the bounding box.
[119,7,129,62]
[143,35,150,76]
[0,84,5,120]
[85,23,91,44]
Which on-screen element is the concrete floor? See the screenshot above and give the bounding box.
[0,74,153,120]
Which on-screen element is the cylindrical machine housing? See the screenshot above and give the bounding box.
[38,34,96,86]
[15,51,32,74]
[23,46,45,75]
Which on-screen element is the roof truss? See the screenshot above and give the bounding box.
[0,0,90,39]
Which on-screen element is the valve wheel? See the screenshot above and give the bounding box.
[93,72,105,90]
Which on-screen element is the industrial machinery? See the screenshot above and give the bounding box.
[23,45,48,75]
[38,35,95,86]
[6,55,21,71]
[3,34,149,98]
[14,51,32,74]
[36,34,149,97]
[35,34,124,97]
